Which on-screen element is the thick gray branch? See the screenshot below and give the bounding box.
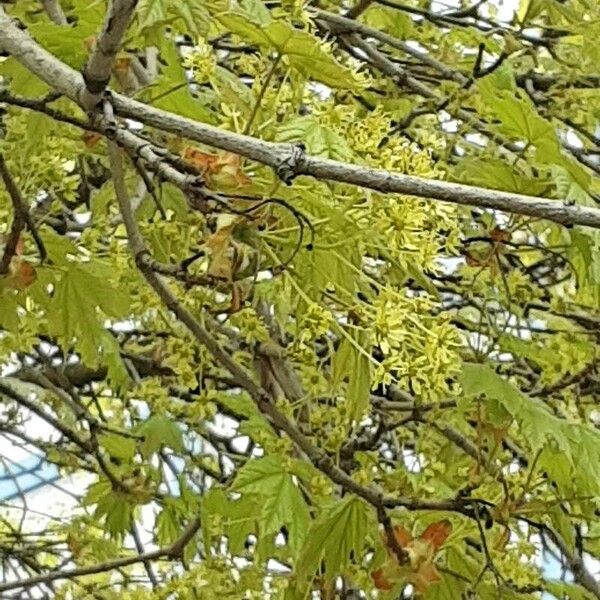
[1,5,600,229]
[80,0,138,110]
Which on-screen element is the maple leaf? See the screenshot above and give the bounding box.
[371,520,452,595]
[0,234,37,290]
[182,147,251,189]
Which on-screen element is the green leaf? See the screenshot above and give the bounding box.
[137,0,168,31]
[24,112,57,154]
[211,66,254,117]
[363,6,413,38]
[138,415,184,458]
[102,332,131,388]
[551,163,593,204]
[460,364,600,497]
[161,183,190,220]
[12,1,105,72]
[517,0,547,23]
[332,335,371,424]
[144,42,215,123]
[217,13,271,46]
[83,478,112,506]
[48,262,129,336]
[99,433,136,461]
[232,455,290,493]
[238,0,272,24]
[0,291,18,332]
[216,15,360,89]
[170,0,210,36]
[46,262,130,378]
[97,494,134,537]
[233,456,310,554]
[453,158,549,196]
[266,21,359,89]
[39,228,80,265]
[0,58,50,96]
[276,116,355,161]
[546,581,595,600]
[156,498,184,545]
[476,74,558,148]
[568,228,600,305]
[424,573,468,600]
[201,487,261,554]
[295,495,372,582]
[84,479,134,538]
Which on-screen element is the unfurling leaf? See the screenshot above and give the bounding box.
[182,147,251,189]
[138,415,184,458]
[0,235,37,290]
[420,520,453,551]
[371,521,453,594]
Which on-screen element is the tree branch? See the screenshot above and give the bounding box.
[0,153,46,268]
[1,7,600,228]
[40,0,67,25]
[0,517,200,593]
[80,0,138,110]
[109,139,483,521]
[315,9,466,84]
[521,517,600,599]
[0,380,92,453]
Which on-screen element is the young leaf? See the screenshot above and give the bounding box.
[332,336,371,424]
[233,456,310,554]
[461,363,600,497]
[296,495,372,582]
[216,14,360,88]
[139,415,184,458]
[99,433,136,461]
[276,116,355,162]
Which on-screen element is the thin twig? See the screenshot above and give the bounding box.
[0,517,200,593]
[0,154,46,268]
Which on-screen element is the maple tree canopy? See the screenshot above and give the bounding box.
[0,0,599,598]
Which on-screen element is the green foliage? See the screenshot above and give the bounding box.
[276,116,356,161]
[138,414,184,457]
[232,455,310,554]
[1,0,599,598]
[461,363,600,500]
[215,13,361,89]
[295,495,373,583]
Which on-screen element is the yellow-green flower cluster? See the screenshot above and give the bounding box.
[229,308,270,344]
[0,113,80,202]
[162,335,200,389]
[183,38,216,85]
[371,289,461,399]
[296,301,332,346]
